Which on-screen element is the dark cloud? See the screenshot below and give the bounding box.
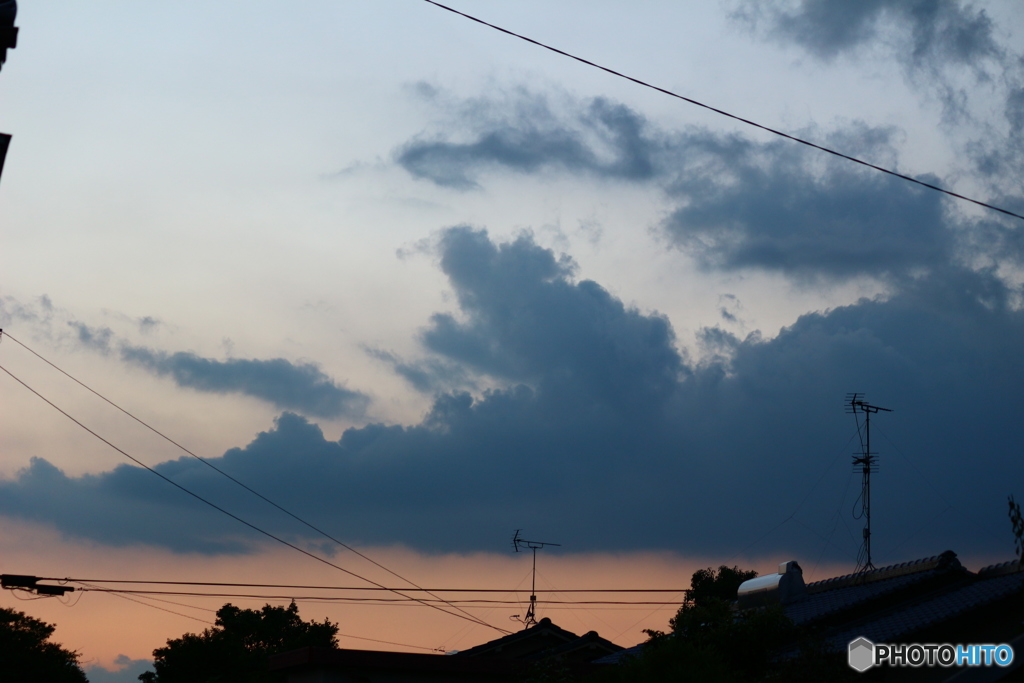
[119,345,369,420]
[1,230,1018,564]
[396,93,659,189]
[734,0,1010,126]
[660,129,952,280]
[736,1,1024,208]
[967,83,1024,196]
[420,227,687,411]
[0,456,250,554]
[736,0,1001,69]
[1,297,369,420]
[397,89,963,281]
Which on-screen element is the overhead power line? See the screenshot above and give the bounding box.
[0,355,507,635]
[422,0,1024,223]
[72,587,683,606]
[77,581,446,652]
[43,578,688,593]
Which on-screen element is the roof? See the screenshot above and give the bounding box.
[593,643,643,665]
[455,617,623,664]
[822,561,1024,651]
[270,618,624,682]
[785,550,966,626]
[602,551,1024,669]
[777,551,1024,653]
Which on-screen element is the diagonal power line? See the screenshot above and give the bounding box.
[0,330,504,633]
[422,0,1024,223]
[0,351,508,634]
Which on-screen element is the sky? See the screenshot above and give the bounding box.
[1,0,1023,679]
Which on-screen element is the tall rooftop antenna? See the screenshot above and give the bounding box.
[846,393,891,573]
[511,529,560,628]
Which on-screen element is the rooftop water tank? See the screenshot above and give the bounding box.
[736,560,806,609]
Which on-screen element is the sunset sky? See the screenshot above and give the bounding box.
[2,2,1023,680]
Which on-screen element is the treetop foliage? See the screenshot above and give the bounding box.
[140,601,337,683]
[0,606,88,683]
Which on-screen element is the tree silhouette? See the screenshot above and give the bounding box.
[596,565,853,682]
[139,601,337,683]
[0,606,88,683]
[683,565,759,607]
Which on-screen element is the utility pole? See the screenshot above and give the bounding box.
[847,393,891,573]
[511,530,560,628]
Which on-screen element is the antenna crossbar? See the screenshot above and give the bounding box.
[510,530,561,628]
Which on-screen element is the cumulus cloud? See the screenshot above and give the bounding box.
[420,226,687,410]
[0,230,1019,562]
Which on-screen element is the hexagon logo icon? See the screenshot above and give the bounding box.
[848,637,875,672]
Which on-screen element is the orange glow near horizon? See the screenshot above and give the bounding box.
[0,518,1003,673]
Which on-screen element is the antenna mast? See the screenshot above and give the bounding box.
[511,530,560,628]
[846,393,891,573]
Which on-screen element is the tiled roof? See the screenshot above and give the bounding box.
[804,550,961,593]
[785,550,966,626]
[455,618,583,659]
[520,629,622,662]
[787,567,956,625]
[977,558,1024,578]
[455,617,622,664]
[824,568,1024,650]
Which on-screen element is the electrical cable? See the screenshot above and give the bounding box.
[74,581,217,615]
[333,632,444,653]
[874,424,992,537]
[73,587,682,606]
[808,473,855,581]
[536,569,615,637]
[79,580,445,652]
[40,577,686,593]
[0,331,490,631]
[435,568,531,656]
[727,428,859,561]
[887,505,953,559]
[421,0,1024,223]
[76,582,213,625]
[0,360,507,634]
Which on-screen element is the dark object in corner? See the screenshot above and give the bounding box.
[0,133,10,185]
[0,0,17,72]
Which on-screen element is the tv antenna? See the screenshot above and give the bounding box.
[847,393,891,573]
[510,530,560,628]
